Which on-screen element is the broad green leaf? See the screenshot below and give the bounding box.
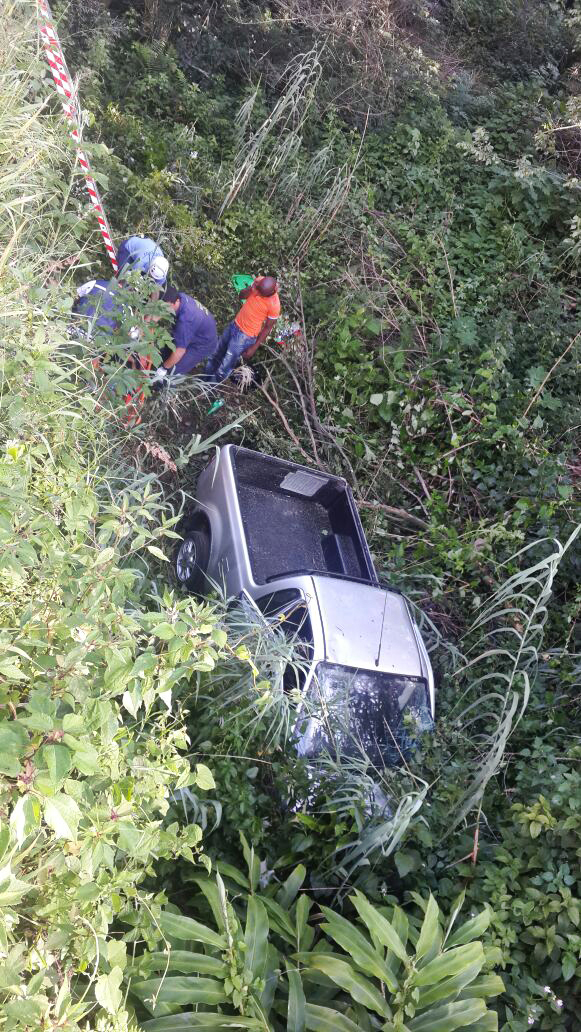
[95,966,123,1015]
[417,959,485,1008]
[394,851,419,878]
[94,546,116,565]
[408,998,487,1031]
[77,883,101,902]
[262,896,298,945]
[62,713,85,733]
[385,905,408,980]
[107,940,127,971]
[305,1003,360,1032]
[261,942,280,1015]
[351,891,408,963]
[43,793,81,840]
[413,942,484,987]
[296,893,314,952]
[64,736,100,775]
[245,895,269,979]
[286,959,306,1032]
[0,661,27,681]
[443,890,466,946]
[469,1013,498,1031]
[0,723,27,776]
[153,623,177,641]
[457,975,505,1000]
[158,910,226,950]
[277,864,306,909]
[19,713,53,733]
[3,998,45,1024]
[415,894,440,961]
[240,832,260,893]
[0,866,32,906]
[133,951,227,978]
[190,876,228,933]
[147,545,169,561]
[194,764,216,791]
[215,860,249,889]
[142,1015,263,1030]
[561,954,576,982]
[42,743,72,787]
[320,909,390,987]
[305,955,390,1017]
[215,873,233,946]
[391,905,408,947]
[10,794,38,846]
[446,909,490,948]
[131,976,227,1009]
[419,923,443,968]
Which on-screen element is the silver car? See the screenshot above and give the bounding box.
[175,445,435,764]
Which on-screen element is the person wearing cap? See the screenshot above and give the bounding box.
[151,286,218,387]
[205,275,280,383]
[116,235,169,287]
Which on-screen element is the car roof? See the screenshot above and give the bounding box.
[310,576,422,677]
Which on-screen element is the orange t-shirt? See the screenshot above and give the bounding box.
[235,278,281,338]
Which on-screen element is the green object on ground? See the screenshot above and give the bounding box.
[231,274,254,293]
[207,399,225,415]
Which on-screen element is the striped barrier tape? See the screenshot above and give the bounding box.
[37,0,118,271]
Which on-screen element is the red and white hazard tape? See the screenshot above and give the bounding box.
[37,0,118,271]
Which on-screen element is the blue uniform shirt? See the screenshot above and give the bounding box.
[166,293,218,374]
[117,236,164,276]
[73,279,123,334]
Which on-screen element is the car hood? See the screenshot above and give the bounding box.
[310,576,422,677]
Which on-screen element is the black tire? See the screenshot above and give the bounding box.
[174,518,211,594]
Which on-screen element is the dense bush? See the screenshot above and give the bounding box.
[129,846,505,1030]
[0,13,235,1027]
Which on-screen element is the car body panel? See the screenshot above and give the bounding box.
[311,577,422,677]
[181,446,436,748]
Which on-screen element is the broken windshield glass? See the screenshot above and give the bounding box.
[297,663,434,767]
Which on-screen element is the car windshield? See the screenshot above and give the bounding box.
[298,663,434,766]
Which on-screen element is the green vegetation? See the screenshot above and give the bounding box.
[1,1,579,1029]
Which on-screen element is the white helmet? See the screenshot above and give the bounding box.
[148,255,169,284]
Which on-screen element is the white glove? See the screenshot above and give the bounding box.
[151,366,168,384]
[77,279,97,298]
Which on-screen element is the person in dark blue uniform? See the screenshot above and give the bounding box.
[151,286,218,386]
[72,278,124,337]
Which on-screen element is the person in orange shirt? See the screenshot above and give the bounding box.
[205,275,280,383]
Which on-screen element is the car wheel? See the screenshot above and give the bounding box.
[174,520,211,594]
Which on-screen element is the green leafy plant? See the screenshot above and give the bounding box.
[128,840,503,1030]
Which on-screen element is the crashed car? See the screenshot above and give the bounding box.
[175,445,434,764]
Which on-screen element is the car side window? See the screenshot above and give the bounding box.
[255,590,313,693]
[279,604,313,693]
[255,588,302,618]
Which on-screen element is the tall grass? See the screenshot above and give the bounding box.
[446,527,580,833]
[220,46,322,214]
[0,3,96,303]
